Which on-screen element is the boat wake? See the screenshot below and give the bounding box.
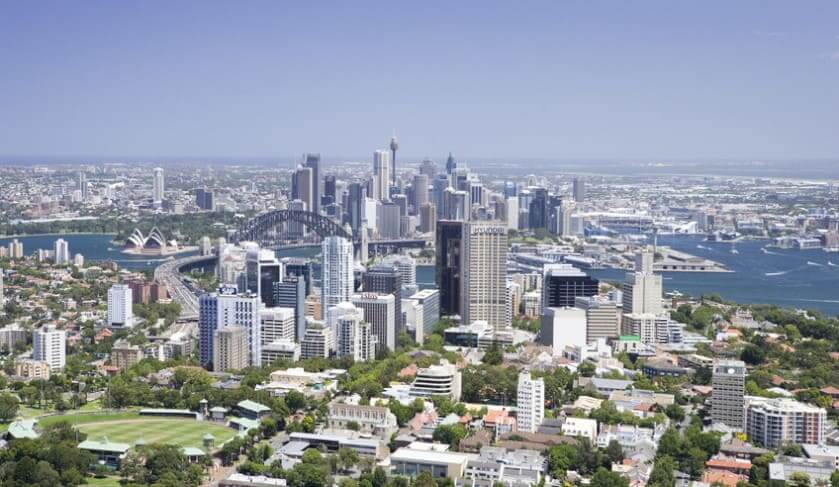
[765,271,787,276]
[828,261,838,267]
[761,247,782,256]
[807,261,824,267]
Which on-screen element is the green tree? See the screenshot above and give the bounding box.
[664,403,685,422]
[605,440,624,465]
[432,424,467,449]
[483,341,503,365]
[788,472,810,487]
[0,393,20,422]
[591,467,630,487]
[649,455,677,487]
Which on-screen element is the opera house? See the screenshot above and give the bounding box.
[123,227,180,255]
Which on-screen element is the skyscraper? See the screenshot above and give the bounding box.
[304,153,321,214]
[420,158,437,179]
[461,221,508,329]
[153,167,165,203]
[273,277,306,342]
[352,293,396,352]
[107,284,134,328]
[389,135,399,187]
[329,302,373,362]
[575,296,620,342]
[432,175,450,218]
[516,371,545,433]
[435,220,463,316]
[712,359,746,430]
[419,202,436,234]
[323,175,337,207]
[0,270,4,308]
[321,236,354,312]
[377,202,402,239]
[542,264,599,309]
[292,165,314,212]
[622,249,663,315]
[445,152,456,175]
[198,285,261,369]
[260,307,296,344]
[78,172,88,200]
[372,150,390,201]
[347,182,366,234]
[54,238,70,265]
[363,264,403,333]
[412,174,429,212]
[573,177,586,203]
[382,254,417,290]
[213,326,249,373]
[33,324,66,371]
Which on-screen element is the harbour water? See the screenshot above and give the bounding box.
[3,233,838,316]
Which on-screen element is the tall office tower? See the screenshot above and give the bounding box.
[260,307,296,344]
[33,324,66,371]
[363,264,403,332]
[300,322,333,359]
[54,238,70,265]
[392,194,408,217]
[419,202,436,234]
[573,177,586,203]
[372,150,391,201]
[436,220,464,316]
[443,188,469,221]
[382,254,416,290]
[352,293,396,352]
[432,175,450,218]
[8,239,24,259]
[0,270,4,308]
[556,204,574,237]
[506,197,519,230]
[153,167,165,203]
[292,165,314,212]
[256,250,282,307]
[376,202,401,239]
[107,284,134,328]
[196,188,215,210]
[405,289,440,343]
[78,172,88,200]
[282,257,313,295]
[323,175,337,207]
[389,135,399,187]
[528,187,548,231]
[304,153,321,214]
[321,236,354,312]
[273,277,306,342]
[542,264,599,309]
[712,359,747,430]
[461,221,509,330]
[622,249,663,315]
[516,371,545,433]
[746,398,827,448]
[575,296,620,341]
[541,307,587,356]
[198,285,261,369]
[213,326,249,372]
[412,174,429,212]
[420,158,437,179]
[347,182,366,234]
[503,181,517,198]
[287,199,308,239]
[445,152,456,175]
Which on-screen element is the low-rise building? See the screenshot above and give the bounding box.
[561,417,598,442]
[14,359,51,380]
[327,398,398,440]
[410,360,462,401]
[390,447,471,479]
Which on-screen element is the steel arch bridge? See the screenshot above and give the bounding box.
[234,209,354,244]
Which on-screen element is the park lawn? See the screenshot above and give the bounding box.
[38,411,142,427]
[75,418,237,450]
[82,475,122,487]
[80,400,105,412]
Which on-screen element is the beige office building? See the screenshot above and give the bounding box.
[460,221,508,330]
[213,326,249,372]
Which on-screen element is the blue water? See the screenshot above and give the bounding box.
[7,233,838,316]
[589,234,839,316]
[0,234,195,270]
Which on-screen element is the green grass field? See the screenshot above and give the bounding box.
[76,418,237,450]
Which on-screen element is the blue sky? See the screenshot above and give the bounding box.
[1,1,838,160]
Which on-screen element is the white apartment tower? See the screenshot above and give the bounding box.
[622,248,663,315]
[107,283,134,328]
[352,293,396,352]
[198,285,261,368]
[321,237,354,311]
[461,221,509,330]
[33,324,66,371]
[153,167,165,203]
[372,150,391,201]
[54,238,70,265]
[260,307,296,344]
[330,302,373,362]
[517,371,545,433]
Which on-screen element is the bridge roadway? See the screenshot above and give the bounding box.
[154,239,428,319]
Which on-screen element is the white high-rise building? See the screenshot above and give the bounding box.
[329,302,373,361]
[382,254,417,290]
[372,150,391,201]
[461,221,509,330]
[540,307,587,356]
[352,293,396,352]
[712,359,746,430]
[54,238,70,265]
[260,307,296,344]
[505,197,519,230]
[622,249,663,315]
[198,285,261,369]
[517,371,545,433]
[622,313,669,345]
[8,239,24,259]
[0,270,4,308]
[33,324,66,371]
[321,237,354,311]
[153,167,165,203]
[107,284,134,328]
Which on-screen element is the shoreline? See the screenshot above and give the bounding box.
[0,232,119,239]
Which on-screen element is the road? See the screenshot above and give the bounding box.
[154,254,216,320]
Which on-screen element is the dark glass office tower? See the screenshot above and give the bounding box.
[347,182,365,234]
[304,153,320,214]
[363,264,403,333]
[529,187,548,231]
[281,257,313,296]
[542,264,599,308]
[435,220,464,316]
[273,277,306,342]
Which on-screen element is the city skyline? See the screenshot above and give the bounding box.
[2,1,839,160]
